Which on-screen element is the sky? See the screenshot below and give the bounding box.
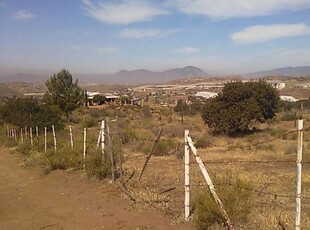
[0,0,310,76]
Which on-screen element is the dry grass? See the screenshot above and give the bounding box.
[3,108,310,229]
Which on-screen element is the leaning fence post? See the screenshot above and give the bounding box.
[83,127,87,171]
[139,128,163,180]
[186,130,235,230]
[295,119,303,230]
[44,127,47,153]
[96,128,102,149]
[52,125,57,153]
[69,125,74,149]
[184,129,190,221]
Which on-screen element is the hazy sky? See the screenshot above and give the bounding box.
[0,0,310,75]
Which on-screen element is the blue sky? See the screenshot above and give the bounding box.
[0,0,310,75]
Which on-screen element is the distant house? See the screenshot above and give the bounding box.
[194,91,218,99]
[168,95,188,105]
[272,82,286,90]
[280,95,299,102]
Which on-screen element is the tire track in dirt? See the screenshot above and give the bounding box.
[0,149,192,230]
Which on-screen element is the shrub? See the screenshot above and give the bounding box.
[15,142,33,156]
[85,152,112,180]
[44,147,83,171]
[269,128,287,137]
[153,140,175,156]
[194,134,213,149]
[82,118,97,128]
[281,113,296,121]
[194,174,253,229]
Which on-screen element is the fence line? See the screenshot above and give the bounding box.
[3,119,310,229]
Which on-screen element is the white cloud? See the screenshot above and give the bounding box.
[119,28,178,38]
[168,0,310,19]
[82,0,169,24]
[231,23,310,44]
[175,47,201,54]
[12,10,35,20]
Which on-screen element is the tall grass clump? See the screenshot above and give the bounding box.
[194,174,253,229]
[44,145,83,172]
[85,152,112,180]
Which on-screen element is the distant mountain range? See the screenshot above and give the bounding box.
[0,66,209,85]
[247,66,310,78]
[1,65,310,85]
[102,66,208,84]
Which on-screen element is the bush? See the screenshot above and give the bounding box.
[85,152,112,180]
[281,113,296,121]
[194,134,213,149]
[15,142,33,156]
[194,174,253,229]
[44,147,83,171]
[82,118,97,128]
[153,140,175,156]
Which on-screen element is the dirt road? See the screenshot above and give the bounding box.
[0,149,192,230]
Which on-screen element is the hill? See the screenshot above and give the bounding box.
[0,66,209,85]
[247,66,310,78]
[0,82,45,97]
[104,66,209,84]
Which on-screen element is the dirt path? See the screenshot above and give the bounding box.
[0,149,192,230]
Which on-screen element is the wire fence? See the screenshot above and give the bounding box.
[4,118,310,229]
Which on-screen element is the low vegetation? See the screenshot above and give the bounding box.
[0,75,309,229]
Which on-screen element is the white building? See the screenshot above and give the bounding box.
[194,91,218,99]
[280,95,299,102]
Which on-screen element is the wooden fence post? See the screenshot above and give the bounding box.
[96,128,102,148]
[44,127,47,153]
[101,120,105,160]
[25,126,28,140]
[20,128,24,144]
[6,125,9,137]
[186,130,235,230]
[295,119,303,230]
[184,129,190,221]
[30,127,33,146]
[69,125,74,149]
[52,125,57,153]
[36,126,39,150]
[83,127,87,171]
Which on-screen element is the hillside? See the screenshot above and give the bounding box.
[0,67,209,85]
[0,82,45,97]
[248,66,310,78]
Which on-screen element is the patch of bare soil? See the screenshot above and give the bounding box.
[0,149,192,230]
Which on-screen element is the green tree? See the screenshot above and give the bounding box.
[44,69,83,117]
[92,94,106,105]
[202,81,279,135]
[0,97,63,130]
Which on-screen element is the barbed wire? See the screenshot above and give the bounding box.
[189,160,310,165]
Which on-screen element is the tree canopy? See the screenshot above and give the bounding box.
[202,81,279,135]
[0,97,63,130]
[44,69,83,116]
